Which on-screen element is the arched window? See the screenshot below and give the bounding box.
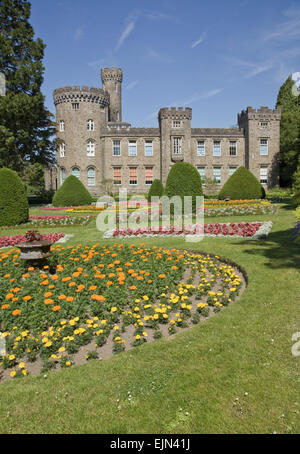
[61,167,66,184]
[59,120,65,132]
[60,142,66,157]
[72,167,80,179]
[87,139,95,156]
[87,119,94,131]
[87,167,95,186]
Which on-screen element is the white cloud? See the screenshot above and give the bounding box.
[191,34,206,49]
[115,21,135,52]
[263,5,300,41]
[74,26,84,41]
[87,58,105,69]
[125,80,139,91]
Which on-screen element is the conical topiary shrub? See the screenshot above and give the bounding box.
[0,167,29,226]
[165,162,203,210]
[52,175,92,207]
[147,179,164,201]
[218,166,265,200]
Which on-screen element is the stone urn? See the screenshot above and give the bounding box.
[16,230,54,268]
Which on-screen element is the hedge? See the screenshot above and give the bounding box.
[147,179,164,201]
[218,166,265,200]
[52,175,92,207]
[165,162,203,210]
[0,167,29,226]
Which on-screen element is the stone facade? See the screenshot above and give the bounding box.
[45,67,281,195]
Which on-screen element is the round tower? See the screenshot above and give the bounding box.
[101,67,123,122]
[53,85,110,194]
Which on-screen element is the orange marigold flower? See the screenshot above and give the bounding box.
[89,285,97,291]
[106,281,113,286]
[90,294,106,302]
[6,293,14,300]
[44,299,54,305]
[62,276,71,282]
[1,304,9,309]
[158,274,166,278]
[44,292,53,298]
[52,305,61,312]
[23,296,31,301]
[66,296,74,302]
[12,309,21,316]
[58,294,66,300]
[129,285,137,290]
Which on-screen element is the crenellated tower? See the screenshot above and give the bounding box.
[101,67,123,122]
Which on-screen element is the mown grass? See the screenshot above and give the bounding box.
[0,201,299,434]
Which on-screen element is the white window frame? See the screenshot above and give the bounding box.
[129,140,137,156]
[213,166,222,184]
[87,167,95,186]
[113,140,121,156]
[87,140,95,156]
[173,137,182,154]
[197,140,205,156]
[145,167,153,185]
[72,167,80,179]
[197,166,206,183]
[129,167,138,185]
[145,140,153,157]
[229,166,237,177]
[229,141,237,156]
[260,166,268,184]
[260,139,268,156]
[113,167,122,185]
[61,167,66,184]
[87,119,94,131]
[213,141,221,156]
[59,120,65,132]
[60,142,65,158]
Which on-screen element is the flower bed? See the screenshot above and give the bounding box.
[0,215,93,230]
[0,233,65,248]
[203,204,277,217]
[104,222,273,239]
[0,244,244,380]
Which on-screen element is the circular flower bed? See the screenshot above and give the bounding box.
[0,244,244,381]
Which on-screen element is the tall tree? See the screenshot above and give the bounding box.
[0,0,55,172]
[276,76,300,186]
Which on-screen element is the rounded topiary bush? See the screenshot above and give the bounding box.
[218,166,264,200]
[0,167,29,226]
[147,179,164,201]
[52,175,92,207]
[165,162,203,210]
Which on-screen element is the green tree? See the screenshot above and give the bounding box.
[147,179,164,201]
[21,162,45,193]
[276,76,300,186]
[52,176,92,207]
[165,162,203,210]
[0,167,29,226]
[218,166,264,200]
[0,0,55,172]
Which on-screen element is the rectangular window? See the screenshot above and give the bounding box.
[213,166,222,184]
[229,166,237,177]
[197,141,205,156]
[197,166,206,183]
[72,103,79,110]
[145,167,153,185]
[260,122,268,128]
[113,167,122,185]
[173,137,182,154]
[129,140,137,156]
[213,141,221,156]
[260,166,268,184]
[59,120,64,132]
[113,140,121,156]
[145,140,153,156]
[129,167,137,185]
[173,120,181,128]
[229,141,237,156]
[260,139,268,155]
[60,143,65,158]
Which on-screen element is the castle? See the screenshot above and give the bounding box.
[45,67,281,195]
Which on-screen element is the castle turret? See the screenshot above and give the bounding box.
[101,67,123,122]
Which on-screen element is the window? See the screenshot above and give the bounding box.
[87,167,95,186]
[87,140,95,156]
[129,140,137,156]
[260,139,268,155]
[60,142,65,157]
[213,141,221,156]
[115,82,118,93]
[59,120,64,132]
[197,166,206,183]
[113,140,121,156]
[173,137,182,154]
[260,122,269,128]
[87,119,94,131]
[197,141,205,156]
[145,140,153,156]
[145,167,153,185]
[213,166,222,184]
[113,167,122,185]
[229,166,237,177]
[72,167,80,179]
[173,120,181,128]
[260,166,268,184]
[129,167,137,185]
[116,112,119,121]
[229,141,237,156]
[61,168,66,184]
[72,103,79,110]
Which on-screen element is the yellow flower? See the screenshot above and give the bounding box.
[9,354,15,361]
[18,362,25,369]
[10,371,16,378]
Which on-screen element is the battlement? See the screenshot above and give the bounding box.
[101,67,123,83]
[238,106,281,122]
[53,86,110,106]
[158,107,192,120]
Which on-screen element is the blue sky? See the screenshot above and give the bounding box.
[29,0,300,128]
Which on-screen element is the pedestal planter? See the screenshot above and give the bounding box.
[16,240,53,268]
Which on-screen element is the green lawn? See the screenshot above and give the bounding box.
[0,201,299,434]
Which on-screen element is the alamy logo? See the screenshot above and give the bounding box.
[291,332,300,357]
[0,332,6,357]
[291,72,300,97]
[0,73,5,96]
